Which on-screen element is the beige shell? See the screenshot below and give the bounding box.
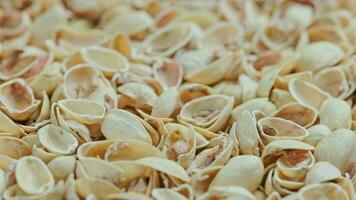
[314,129,356,173]
[303,124,331,146]
[63,64,118,109]
[258,117,309,143]
[3,182,65,200]
[276,71,313,91]
[57,99,105,125]
[135,157,190,182]
[37,124,79,155]
[15,156,54,194]
[76,157,123,184]
[319,98,352,130]
[295,41,344,72]
[171,10,218,29]
[210,155,264,192]
[179,95,234,133]
[139,23,195,58]
[276,151,315,179]
[273,103,317,128]
[198,186,257,200]
[153,59,183,89]
[0,78,41,121]
[152,188,188,200]
[81,46,130,77]
[305,161,342,185]
[101,109,152,144]
[198,23,244,50]
[103,11,153,37]
[213,81,242,106]
[232,110,261,155]
[62,0,103,20]
[288,79,331,111]
[48,156,76,181]
[283,2,314,28]
[232,98,277,121]
[273,167,304,191]
[151,87,179,119]
[261,140,315,167]
[75,177,120,199]
[298,183,348,200]
[117,82,158,110]
[0,110,24,136]
[0,47,50,81]
[313,67,351,99]
[0,136,31,159]
[257,68,281,98]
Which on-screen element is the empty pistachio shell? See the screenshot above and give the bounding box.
[210,155,264,192]
[305,162,342,185]
[298,183,348,200]
[273,103,317,128]
[295,41,344,72]
[319,98,352,130]
[289,79,331,111]
[101,109,152,144]
[58,99,105,125]
[304,125,331,146]
[153,59,183,89]
[152,188,188,200]
[135,157,190,182]
[81,46,130,77]
[151,87,179,119]
[314,130,356,173]
[15,156,54,194]
[38,124,78,155]
[48,156,76,180]
[75,177,120,199]
[0,136,31,159]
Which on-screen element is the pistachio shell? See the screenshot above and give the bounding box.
[273,103,317,128]
[58,99,106,125]
[314,129,356,173]
[0,110,24,136]
[81,46,130,77]
[232,98,277,120]
[295,41,344,72]
[135,157,190,182]
[153,59,183,89]
[198,186,257,200]
[313,68,350,99]
[305,162,341,185]
[210,155,264,192]
[152,188,188,200]
[38,124,78,155]
[303,125,331,146]
[48,156,76,180]
[75,177,120,199]
[15,156,54,194]
[0,136,31,159]
[298,183,348,200]
[151,87,179,118]
[289,79,331,110]
[319,98,352,130]
[101,109,152,144]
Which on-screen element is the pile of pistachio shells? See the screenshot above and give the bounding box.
[0,0,355,199]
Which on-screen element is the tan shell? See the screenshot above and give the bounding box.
[139,23,195,58]
[81,46,130,77]
[62,0,103,20]
[319,98,352,130]
[295,41,344,72]
[258,117,309,143]
[273,103,317,128]
[210,155,264,192]
[232,110,261,155]
[76,157,123,184]
[171,10,218,29]
[314,129,356,173]
[75,177,120,199]
[117,82,158,110]
[276,151,315,179]
[288,79,331,111]
[103,11,153,37]
[179,95,234,133]
[101,109,152,144]
[0,47,50,81]
[232,98,277,121]
[0,110,24,136]
[298,183,348,200]
[153,59,183,89]
[0,136,31,159]
[213,81,242,106]
[58,99,105,125]
[37,124,79,155]
[151,87,179,119]
[198,186,257,200]
[257,68,281,98]
[261,140,315,166]
[48,156,76,180]
[273,167,304,191]
[283,2,314,28]
[313,67,351,99]
[303,124,331,146]
[135,157,190,182]
[15,156,54,194]
[0,78,41,121]
[305,161,341,185]
[199,23,243,50]
[152,188,188,200]
[63,64,118,109]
